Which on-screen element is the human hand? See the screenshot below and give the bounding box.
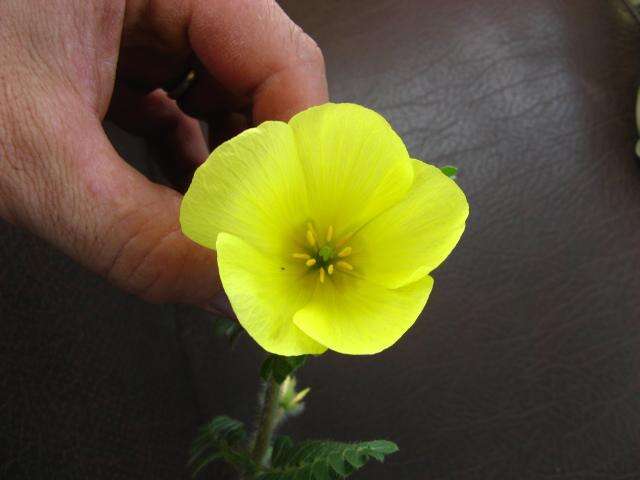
[0,0,327,306]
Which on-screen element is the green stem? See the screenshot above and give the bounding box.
[251,378,280,467]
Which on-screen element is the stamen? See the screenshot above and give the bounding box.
[335,233,353,248]
[338,246,352,258]
[337,260,354,271]
[319,267,326,283]
[327,264,334,275]
[306,227,317,248]
[305,258,317,267]
[326,225,334,242]
[292,253,310,260]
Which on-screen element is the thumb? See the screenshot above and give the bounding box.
[97,163,221,305]
[7,100,220,305]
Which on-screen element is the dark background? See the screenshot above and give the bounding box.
[2,1,640,479]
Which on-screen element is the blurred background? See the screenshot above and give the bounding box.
[2,1,640,479]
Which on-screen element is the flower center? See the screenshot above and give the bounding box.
[292,223,354,283]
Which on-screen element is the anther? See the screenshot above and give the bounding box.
[319,267,326,283]
[305,258,317,267]
[335,233,353,248]
[326,225,334,242]
[338,246,352,258]
[337,261,354,271]
[327,264,334,275]
[306,228,316,248]
[292,253,310,260]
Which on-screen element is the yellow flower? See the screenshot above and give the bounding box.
[180,103,468,356]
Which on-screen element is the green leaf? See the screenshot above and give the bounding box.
[344,448,365,469]
[272,436,295,466]
[312,459,331,479]
[189,416,255,477]
[328,452,349,476]
[366,440,399,455]
[260,354,308,384]
[255,438,398,479]
[440,165,458,179]
[191,452,223,477]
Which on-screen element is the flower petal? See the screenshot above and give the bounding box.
[293,274,433,355]
[217,232,326,356]
[180,121,308,255]
[289,103,414,237]
[350,159,469,289]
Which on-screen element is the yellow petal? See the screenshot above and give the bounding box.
[289,103,414,237]
[217,232,326,356]
[350,159,468,289]
[180,121,308,255]
[293,274,433,355]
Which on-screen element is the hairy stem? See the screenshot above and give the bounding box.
[251,378,280,468]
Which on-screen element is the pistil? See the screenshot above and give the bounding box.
[292,224,354,280]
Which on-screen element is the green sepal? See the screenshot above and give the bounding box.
[260,354,308,384]
[440,165,458,179]
[212,316,243,345]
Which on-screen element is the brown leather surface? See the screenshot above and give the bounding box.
[2,1,640,479]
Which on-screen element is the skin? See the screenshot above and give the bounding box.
[0,0,328,308]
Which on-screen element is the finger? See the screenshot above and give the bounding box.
[11,97,220,305]
[107,82,208,190]
[107,82,251,189]
[187,0,328,122]
[123,0,328,122]
[206,110,251,151]
[174,63,250,120]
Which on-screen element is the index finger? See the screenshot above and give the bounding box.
[187,0,328,122]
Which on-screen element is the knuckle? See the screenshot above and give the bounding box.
[134,228,185,304]
[291,25,325,69]
[301,34,325,67]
